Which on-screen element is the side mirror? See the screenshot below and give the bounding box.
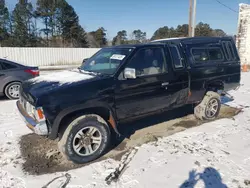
[124,68,136,79]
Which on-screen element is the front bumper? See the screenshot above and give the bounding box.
[16,101,49,135]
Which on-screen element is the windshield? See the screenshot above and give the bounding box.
[81,48,133,75]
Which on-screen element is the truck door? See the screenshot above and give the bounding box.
[167,42,189,106]
[115,44,189,120]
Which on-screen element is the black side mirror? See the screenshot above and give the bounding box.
[79,58,89,69]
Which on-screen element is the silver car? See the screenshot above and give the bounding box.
[0,59,39,99]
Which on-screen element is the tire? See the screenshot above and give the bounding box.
[4,82,21,100]
[58,114,111,164]
[194,91,221,120]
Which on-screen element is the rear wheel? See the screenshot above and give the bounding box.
[194,91,221,120]
[58,114,111,164]
[4,82,21,100]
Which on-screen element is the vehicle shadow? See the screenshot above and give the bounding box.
[0,96,8,101]
[179,167,228,188]
[109,104,194,151]
[108,95,235,152]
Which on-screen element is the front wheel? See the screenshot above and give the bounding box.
[194,91,221,120]
[58,114,111,164]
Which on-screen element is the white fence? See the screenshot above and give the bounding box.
[0,47,101,67]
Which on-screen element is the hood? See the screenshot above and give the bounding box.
[21,69,98,100]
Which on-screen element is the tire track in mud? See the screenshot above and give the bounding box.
[105,148,138,185]
[42,173,71,188]
[19,105,242,175]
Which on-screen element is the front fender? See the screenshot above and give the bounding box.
[48,102,117,140]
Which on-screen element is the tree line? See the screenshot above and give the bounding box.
[112,23,228,46]
[0,0,229,48]
[0,0,90,47]
[152,23,229,40]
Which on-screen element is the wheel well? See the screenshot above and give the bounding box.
[3,81,21,95]
[58,107,111,138]
[206,81,224,92]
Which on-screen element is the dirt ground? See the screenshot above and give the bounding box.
[19,104,242,175]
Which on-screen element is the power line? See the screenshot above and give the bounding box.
[215,0,239,13]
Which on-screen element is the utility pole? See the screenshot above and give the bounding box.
[192,0,197,37]
[188,0,193,37]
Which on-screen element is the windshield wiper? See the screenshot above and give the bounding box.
[79,69,100,76]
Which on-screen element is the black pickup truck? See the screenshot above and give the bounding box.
[17,37,241,164]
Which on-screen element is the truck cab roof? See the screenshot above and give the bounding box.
[151,36,235,44]
[108,36,235,49]
[105,43,165,49]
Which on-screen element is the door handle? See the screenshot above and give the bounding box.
[161,82,169,86]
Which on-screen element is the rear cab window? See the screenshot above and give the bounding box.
[169,44,184,69]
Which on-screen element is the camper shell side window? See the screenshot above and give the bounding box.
[191,47,224,63]
[222,41,237,61]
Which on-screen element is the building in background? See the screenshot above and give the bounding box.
[237,3,250,66]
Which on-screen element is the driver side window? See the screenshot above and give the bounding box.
[126,47,166,77]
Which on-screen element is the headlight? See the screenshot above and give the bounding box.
[26,102,45,121]
[20,95,45,121]
[26,102,34,116]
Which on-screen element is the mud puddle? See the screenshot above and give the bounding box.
[19,105,242,175]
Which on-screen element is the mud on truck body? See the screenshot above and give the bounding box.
[17,37,241,164]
